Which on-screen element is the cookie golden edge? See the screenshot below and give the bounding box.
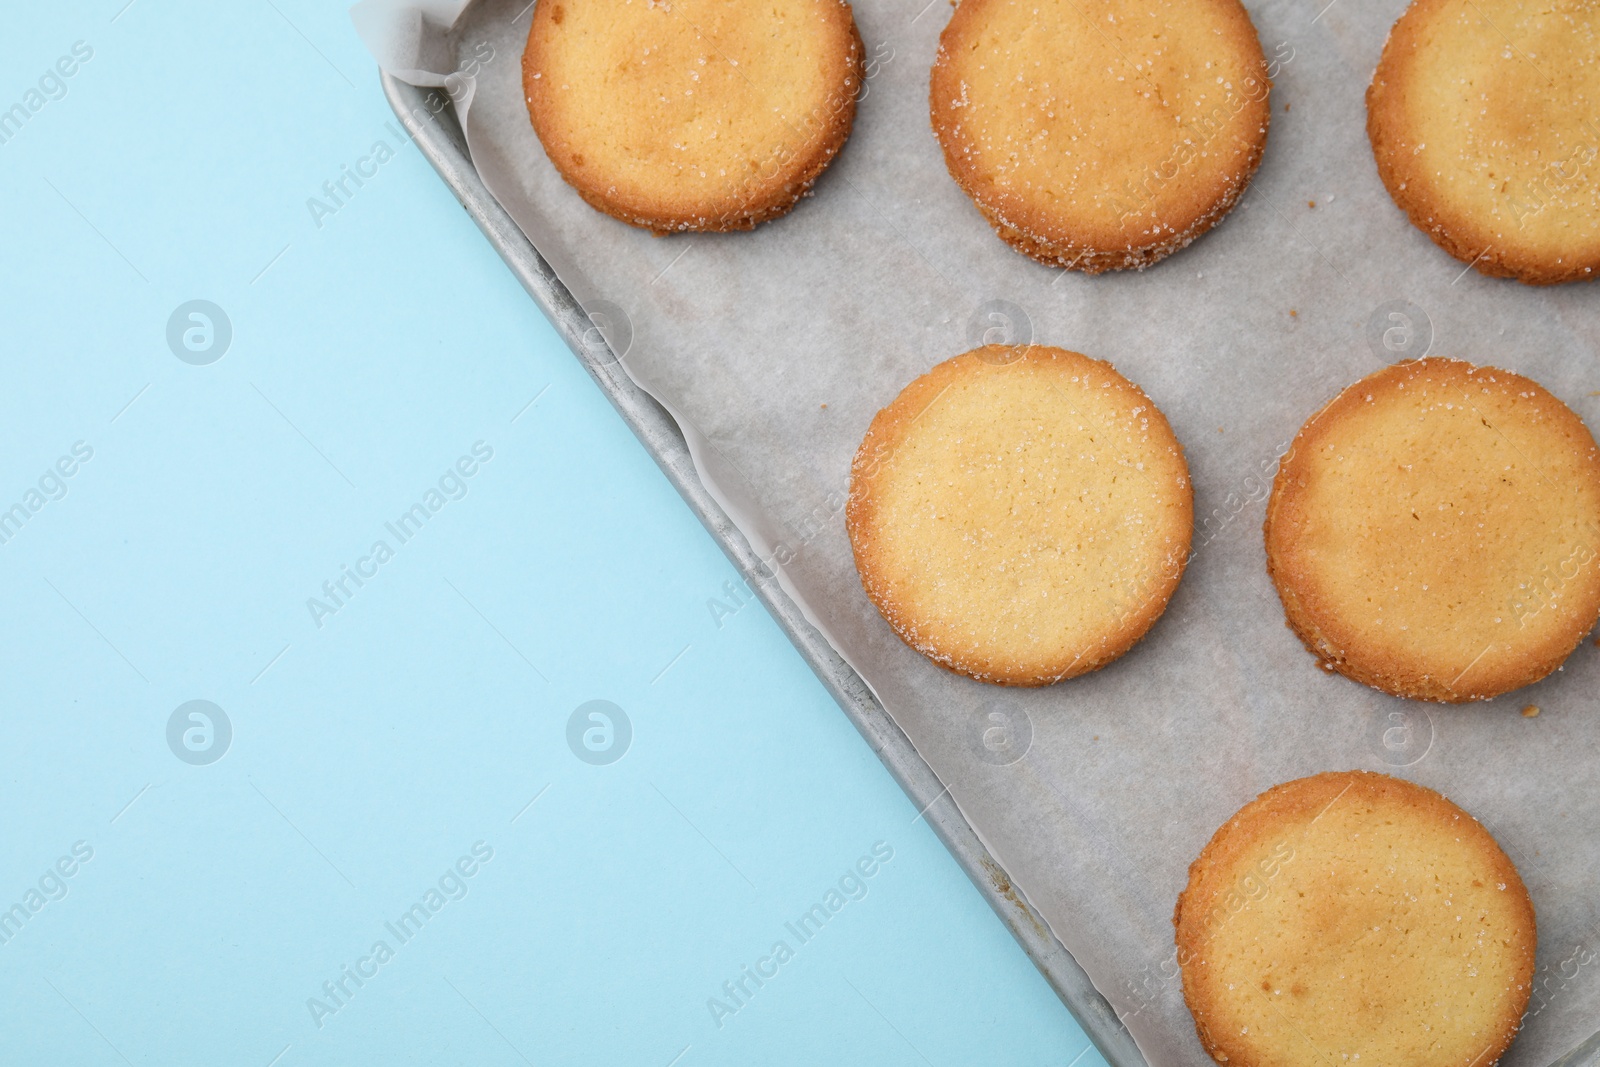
[1174,770,1537,1067]
[1366,0,1600,286]
[522,0,864,235]
[1263,357,1600,703]
[928,0,1271,274]
[845,345,1194,686]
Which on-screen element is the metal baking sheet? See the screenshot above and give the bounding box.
[376,74,1146,1067]
[374,0,1600,1056]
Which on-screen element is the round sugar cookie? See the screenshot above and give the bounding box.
[1175,770,1536,1067]
[523,0,863,234]
[1265,357,1600,703]
[846,346,1193,686]
[929,0,1270,273]
[1368,0,1600,285]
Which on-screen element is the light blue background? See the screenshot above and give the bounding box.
[0,2,1107,1063]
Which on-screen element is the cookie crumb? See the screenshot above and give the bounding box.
[1522,705,1540,717]
[1308,200,1316,208]
[1290,309,1298,317]
[820,403,828,409]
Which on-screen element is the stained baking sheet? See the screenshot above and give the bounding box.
[362,1,1600,1064]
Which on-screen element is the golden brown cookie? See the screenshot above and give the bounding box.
[523,0,862,234]
[1265,357,1600,702]
[929,0,1270,273]
[846,346,1192,686]
[1368,0,1600,285]
[1175,770,1536,1067]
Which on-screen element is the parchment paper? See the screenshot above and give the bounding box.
[356,0,1600,1062]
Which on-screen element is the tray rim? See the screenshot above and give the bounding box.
[378,71,1147,1067]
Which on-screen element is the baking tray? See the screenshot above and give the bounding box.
[379,72,1147,1067]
